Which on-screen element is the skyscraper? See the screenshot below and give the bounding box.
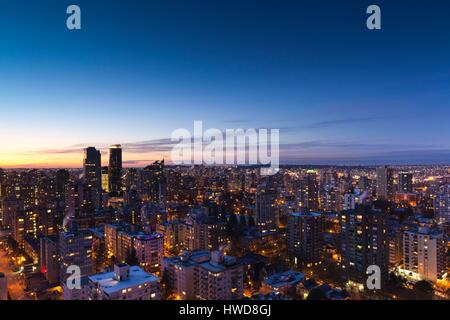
[295,170,319,212]
[398,172,413,193]
[108,144,123,195]
[101,166,109,193]
[435,185,450,225]
[55,169,70,199]
[83,147,102,210]
[141,160,165,202]
[376,166,394,201]
[255,182,277,233]
[287,212,323,267]
[340,207,389,288]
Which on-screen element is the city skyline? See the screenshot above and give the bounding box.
[1,0,450,168]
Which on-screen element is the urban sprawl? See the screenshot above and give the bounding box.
[0,145,449,300]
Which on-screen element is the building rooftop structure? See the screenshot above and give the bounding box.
[290,212,322,218]
[264,270,305,288]
[88,264,158,296]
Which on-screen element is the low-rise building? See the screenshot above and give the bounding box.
[261,270,304,297]
[163,250,243,300]
[88,263,160,300]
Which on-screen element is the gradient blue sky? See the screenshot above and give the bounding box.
[1,0,450,167]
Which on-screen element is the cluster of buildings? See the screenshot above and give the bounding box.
[0,147,449,300]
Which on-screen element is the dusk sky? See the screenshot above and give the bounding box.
[1,0,450,167]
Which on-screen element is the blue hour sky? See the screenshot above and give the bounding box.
[1,0,450,167]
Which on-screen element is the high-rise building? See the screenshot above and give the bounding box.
[11,207,53,244]
[158,220,185,254]
[104,222,135,261]
[108,145,123,195]
[255,183,277,233]
[376,166,394,201]
[340,207,389,287]
[83,147,102,210]
[141,160,165,202]
[59,226,94,286]
[321,184,339,212]
[40,235,59,284]
[65,180,99,226]
[163,250,243,300]
[55,169,70,200]
[287,212,323,267]
[343,191,363,211]
[184,207,227,251]
[133,233,164,274]
[1,196,23,230]
[101,166,109,193]
[398,172,413,193]
[403,227,446,282]
[104,222,164,274]
[387,222,402,267]
[435,185,450,225]
[295,170,319,212]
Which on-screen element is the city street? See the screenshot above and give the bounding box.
[0,249,28,300]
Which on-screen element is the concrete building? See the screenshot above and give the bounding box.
[376,166,394,201]
[40,235,60,284]
[435,185,450,225]
[83,147,102,211]
[89,264,160,300]
[398,172,413,193]
[256,183,277,233]
[295,171,319,212]
[340,208,389,287]
[133,233,164,274]
[108,145,123,195]
[184,207,227,251]
[62,276,90,300]
[104,223,164,274]
[59,229,94,285]
[163,250,243,300]
[158,220,185,253]
[287,212,323,267]
[403,227,446,282]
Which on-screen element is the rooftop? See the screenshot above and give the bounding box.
[264,270,305,288]
[88,265,158,295]
[290,212,322,218]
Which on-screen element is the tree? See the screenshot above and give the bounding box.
[93,240,107,272]
[307,288,327,300]
[7,236,19,252]
[160,269,172,298]
[248,215,255,228]
[226,213,238,236]
[414,280,434,300]
[125,248,139,266]
[387,272,405,290]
